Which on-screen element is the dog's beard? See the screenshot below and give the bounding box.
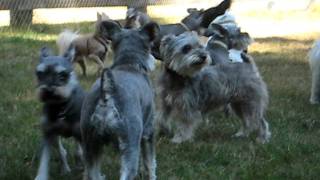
[169,54,211,77]
[37,72,78,104]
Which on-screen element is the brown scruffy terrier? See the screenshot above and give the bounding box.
[56,12,110,76]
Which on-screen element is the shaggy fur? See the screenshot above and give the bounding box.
[158,32,271,144]
[56,12,110,76]
[34,46,85,180]
[80,21,159,180]
[309,39,320,104]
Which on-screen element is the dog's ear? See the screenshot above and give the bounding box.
[63,44,75,62]
[97,12,102,22]
[101,12,110,21]
[161,34,175,47]
[139,21,160,42]
[160,34,176,58]
[40,47,52,60]
[187,8,198,14]
[210,23,229,38]
[100,20,122,40]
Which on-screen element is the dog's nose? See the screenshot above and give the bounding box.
[44,87,54,93]
[199,54,207,61]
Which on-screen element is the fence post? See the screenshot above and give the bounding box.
[10,9,33,27]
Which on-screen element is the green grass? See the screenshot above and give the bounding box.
[1,23,320,180]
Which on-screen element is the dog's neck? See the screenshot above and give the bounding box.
[93,34,109,49]
[112,51,150,74]
[44,87,83,122]
[162,67,194,90]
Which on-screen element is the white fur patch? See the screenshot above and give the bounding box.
[147,54,156,71]
[228,49,244,63]
[36,64,46,72]
[55,65,67,73]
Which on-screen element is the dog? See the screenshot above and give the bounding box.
[158,32,271,144]
[206,12,253,54]
[205,23,253,63]
[80,21,159,180]
[151,0,232,60]
[124,7,151,29]
[56,12,110,76]
[309,39,320,104]
[34,46,85,180]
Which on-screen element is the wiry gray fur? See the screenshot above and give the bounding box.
[159,32,271,144]
[80,20,159,180]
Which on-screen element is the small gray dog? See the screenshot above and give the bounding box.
[159,32,271,144]
[34,46,85,180]
[80,21,159,180]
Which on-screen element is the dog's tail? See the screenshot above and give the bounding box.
[100,68,116,101]
[241,53,261,76]
[56,29,79,56]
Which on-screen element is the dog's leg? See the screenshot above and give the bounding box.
[75,142,84,169]
[231,103,251,138]
[119,135,141,180]
[82,142,104,180]
[141,135,157,180]
[35,136,55,180]
[171,112,201,143]
[57,138,71,174]
[78,59,87,77]
[310,65,320,104]
[88,54,104,74]
[256,117,271,144]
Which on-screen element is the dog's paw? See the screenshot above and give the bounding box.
[310,98,320,105]
[35,174,47,180]
[232,130,248,138]
[61,166,71,175]
[255,136,270,144]
[171,134,185,143]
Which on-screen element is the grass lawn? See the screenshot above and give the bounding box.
[0,23,320,180]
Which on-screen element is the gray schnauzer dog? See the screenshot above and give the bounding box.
[80,20,159,180]
[158,32,271,144]
[124,7,151,29]
[34,46,85,180]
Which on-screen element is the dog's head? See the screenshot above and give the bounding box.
[229,31,253,51]
[181,8,204,31]
[99,20,159,70]
[35,46,78,104]
[124,8,151,29]
[160,32,211,77]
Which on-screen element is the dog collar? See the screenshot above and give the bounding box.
[180,22,190,31]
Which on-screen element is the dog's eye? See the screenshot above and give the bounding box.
[182,44,192,54]
[58,72,69,82]
[36,71,44,80]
